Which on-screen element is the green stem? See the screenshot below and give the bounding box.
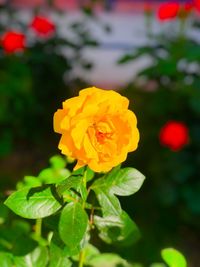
[35,218,42,239]
[79,169,88,267]
[179,18,186,41]
[83,169,87,189]
[78,249,85,267]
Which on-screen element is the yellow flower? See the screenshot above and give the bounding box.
[54,87,139,172]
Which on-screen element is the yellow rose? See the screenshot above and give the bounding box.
[54,87,139,172]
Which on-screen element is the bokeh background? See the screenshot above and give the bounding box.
[0,0,200,266]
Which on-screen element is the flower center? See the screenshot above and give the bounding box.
[95,131,112,144]
[87,120,114,152]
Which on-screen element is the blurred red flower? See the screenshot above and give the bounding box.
[158,2,180,20]
[194,0,200,12]
[30,16,55,37]
[1,31,25,54]
[159,121,189,151]
[184,2,194,12]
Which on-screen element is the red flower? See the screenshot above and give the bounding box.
[194,0,200,12]
[30,16,55,37]
[1,31,25,54]
[158,2,180,21]
[184,2,194,12]
[159,121,189,151]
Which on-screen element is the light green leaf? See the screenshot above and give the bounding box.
[94,188,121,217]
[59,202,88,249]
[161,248,187,267]
[50,155,67,169]
[83,244,100,264]
[5,185,62,219]
[0,252,13,267]
[108,168,145,196]
[87,253,131,267]
[38,168,70,184]
[94,211,140,245]
[85,167,95,182]
[14,246,48,267]
[17,176,42,190]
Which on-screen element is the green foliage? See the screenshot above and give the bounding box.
[94,211,140,245]
[0,252,13,267]
[14,246,49,267]
[5,185,62,219]
[2,155,145,266]
[161,248,187,267]
[17,155,71,189]
[118,14,200,265]
[59,202,88,249]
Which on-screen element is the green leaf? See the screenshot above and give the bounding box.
[117,53,138,64]
[94,188,121,217]
[50,155,67,169]
[59,202,88,249]
[94,211,140,245]
[108,168,145,196]
[49,235,72,267]
[161,248,187,267]
[0,203,9,224]
[0,252,13,267]
[87,253,131,267]
[85,166,95,182]
[17,176,42,190]
[150,264,166,267]
[56,176,82,196]
[5,185,62,219]
[14,246,48,267]
[38,168,70,184]
[83,244,100,264]
[92,167,145,197]
[118,47,153,64]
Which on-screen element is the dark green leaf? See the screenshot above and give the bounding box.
[59,202,88,249]
[117,53,138,64]
[5,186,62,219]
[56,176,82,196]
[94,211,140,245]
[0,204,9,224]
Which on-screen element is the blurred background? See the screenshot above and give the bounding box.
[0,0,200,266]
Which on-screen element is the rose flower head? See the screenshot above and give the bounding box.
[1,31,26,54]
[30,16,55,37]
[54,87,139,172]
[159,121,189,151]
[158,2,180,21]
